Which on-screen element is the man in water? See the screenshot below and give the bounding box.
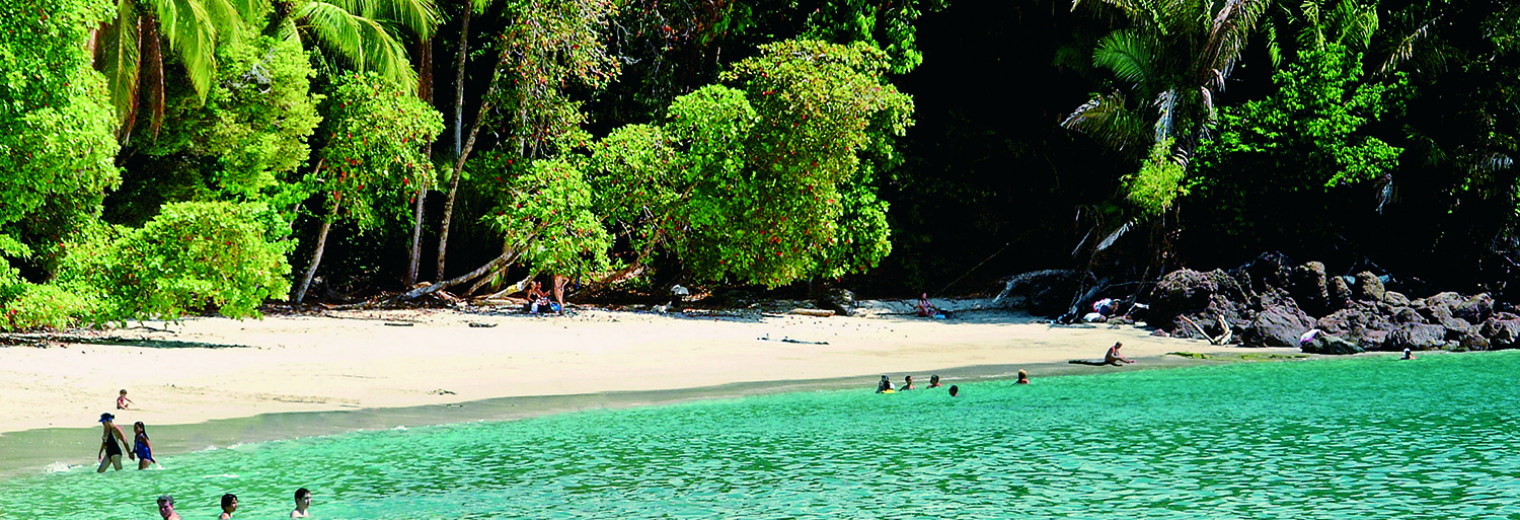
[291,487,313,518]
[901,375,916,391]
[96,413,131,472]
[1402,346,1417,360]
[928,375,943,388]
[1016,369,1030,384]
[157,495,182,520]
[875,375,894,393]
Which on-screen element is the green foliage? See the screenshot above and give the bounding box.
[1198,44,1403,189]
[314,71,443,228]
[142,36,322,199]
[284,0,440,89]
[792,0,948,74]
[591,40,911,287]
[476,157,612,276]
[1127,138,1189,216]
[0,0,122,276]
[490,0,620,158]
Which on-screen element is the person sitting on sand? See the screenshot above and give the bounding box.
[116,389,133,410]
[132,421,156,469]
[291,487,313,518]
[1105,342,1134,365]
[901,375,916,391]
[157,495,182,520]
[220,494,238,519]
[917,293,947,319]
[527,281,553,314]
[97,413,130,473]
[948,385,959,397]
[1017,369,1030,384]
[876,375,894,393]
[928,375,942,388]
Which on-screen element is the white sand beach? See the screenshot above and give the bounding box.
[0,298,1302,436]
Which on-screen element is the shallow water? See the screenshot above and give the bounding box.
[2,352,1517,519]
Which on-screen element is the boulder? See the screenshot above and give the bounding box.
[1327,276,1354,310]
[1151,268,1250,327]
[994,269,1081,316]
[1290,261,1330,315]
[1458,327,1491,351]
[1439,316,1473,337]
[814,287,856,317]
[1301,332,1363,355]
[1478,318,1520,349]
[1385,323,1448,351]
[1353,271,1386,302]
[1392,306,1424,324]
[1453,293,1494,323]
[1358,330,1389,351]
[1241,300,1315,347]
[1241,251,1294,295]
[1383,291,1410,307]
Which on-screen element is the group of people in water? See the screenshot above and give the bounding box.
[874,370,1032,395]
[154,488,312,519]
[99,391,315,518]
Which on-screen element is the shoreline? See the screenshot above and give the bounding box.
[0,302,1304,478]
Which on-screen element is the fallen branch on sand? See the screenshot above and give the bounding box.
[1178,314,1232,345]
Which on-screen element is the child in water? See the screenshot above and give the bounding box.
[133,421,156,469]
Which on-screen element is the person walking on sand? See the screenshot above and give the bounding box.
[96,413,131,472]
[928,375,942,388]
[157,495,182,520]
[132,421,156,469]
[116,389,133,410]
[219,494,238,519]
[291,488,313,518]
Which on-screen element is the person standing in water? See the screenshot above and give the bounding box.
[219,494,238,519]
[927,375,943,388]
[901,375,916,391]
[132,421,156,469]
[157,495,182,520]
[96,413,130,472]
[291,488,313,518]
[1016,369,1030,384]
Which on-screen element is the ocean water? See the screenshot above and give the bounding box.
[2,352,1518,519]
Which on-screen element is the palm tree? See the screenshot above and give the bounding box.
[268,0,442,89]
[1063,0,1271,162]
[96,0,259,141]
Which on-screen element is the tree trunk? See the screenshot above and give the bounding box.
[405,37,435,286]
[402,246,523,301]
[435,8,475,281]
[293,197,341,304]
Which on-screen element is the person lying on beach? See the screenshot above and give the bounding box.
[220,493,238,519]
[901,375,916,391]
[97,413,130,472]
[875,375,894,393]
[116,389,133,410]
[133,421,156,469]
[1017,369,1030,384]
[157,495,182,520]
[928,375,942,388]
[291,487,312,518]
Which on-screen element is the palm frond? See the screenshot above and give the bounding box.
[1063,91,1150,152]
[202,0,255,52]
[1153,88,1176,142]
[1379,15,1440,75]
[100,1,142,135]
[1095,220,1134,252]
[1332,0,1378,51]
[1093,29,1157,88]
[299,1,418,87]
[327,0,440,40]
[152,0,219,102]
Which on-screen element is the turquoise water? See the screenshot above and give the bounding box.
[3,352,1519,519]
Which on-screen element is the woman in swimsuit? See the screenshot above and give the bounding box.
[97,413,130,472]
[133,421,157,469]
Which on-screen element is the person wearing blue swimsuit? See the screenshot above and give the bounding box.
[132,421,156,469]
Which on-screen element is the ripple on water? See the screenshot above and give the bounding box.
[1,352,1518,519]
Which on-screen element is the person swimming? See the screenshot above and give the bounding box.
[1016,369,1030,384]
[157,495,182,520]
[219,494,238,519]
[948,385,959,397]
[875,375,895,393]
[132,421,156,469]
[291,487,313,518]
[901,375,916,391]
[928,375,942,388]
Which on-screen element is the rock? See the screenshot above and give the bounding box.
[1358,330,1389,351]
[1290,261,1330,315]
[814,287,856,317]
[1453,293,1494,322]
[1327,276,1354,310]
[1151,268,1250,329]
[1385,323,1448,351]
[1458,327,1491,351]
[1241,300,1315,347]
[1392,306,1424,324]
[1383,291,1409,307]
[994,269,1081,316]
[1478,318,1520,349]
[1301,332,1363,355]
[1353,271,1385,302]
[1241,251,1294,294]
[1439,316,1473,336]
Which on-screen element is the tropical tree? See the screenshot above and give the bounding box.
[1062,0,1271,216]
[95,0,259,141]
[267,0,440,88]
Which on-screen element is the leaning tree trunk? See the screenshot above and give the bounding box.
[402,245,522,302]
[293,196,341,304]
